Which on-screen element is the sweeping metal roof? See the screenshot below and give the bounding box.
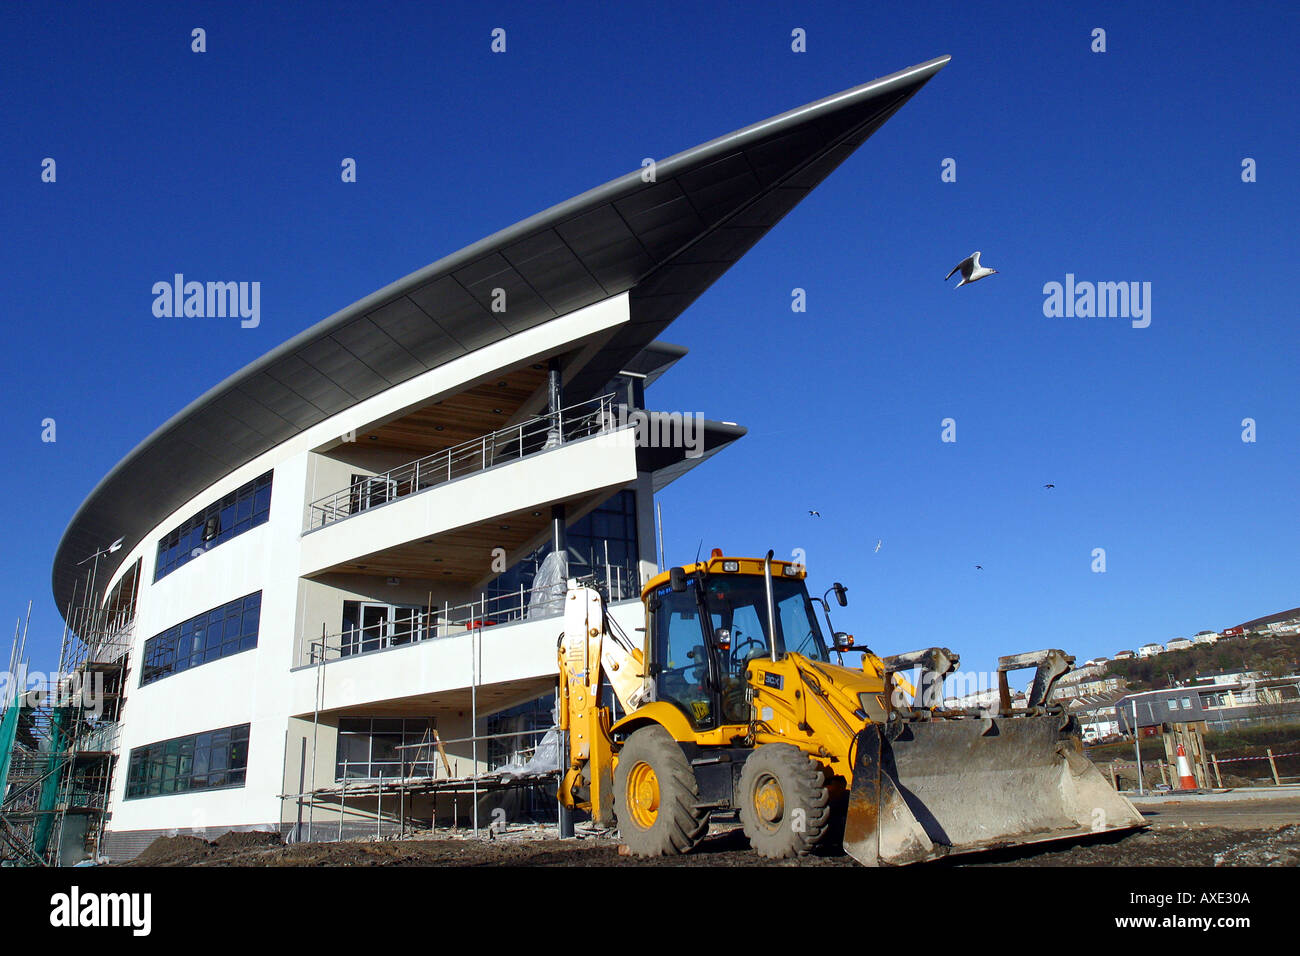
[53,55,949,614]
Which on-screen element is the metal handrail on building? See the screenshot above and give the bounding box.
[303,563,640,666]
[305,393,621,531]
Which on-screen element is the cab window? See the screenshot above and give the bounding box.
[651,584,714,729]
[703,575,829,665]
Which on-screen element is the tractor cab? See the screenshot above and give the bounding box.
[643,552,830,729]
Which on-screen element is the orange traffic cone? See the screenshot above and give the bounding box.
[1175,743,1197,790]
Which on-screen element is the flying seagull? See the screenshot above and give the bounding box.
[808,510,820,518]
[974,565,983,570]
[945,251,998,288]
[1044,483,1056,490]
[874,539,882,553]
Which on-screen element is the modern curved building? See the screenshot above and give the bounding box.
[50,56,947,859]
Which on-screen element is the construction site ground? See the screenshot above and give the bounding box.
[120,790,1300,867]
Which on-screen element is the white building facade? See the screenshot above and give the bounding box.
[49,58,949,860]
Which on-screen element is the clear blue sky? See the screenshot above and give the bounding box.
[2,1,1296,679]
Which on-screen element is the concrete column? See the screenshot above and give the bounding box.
[634,472,659,586]
[549,359,575,838]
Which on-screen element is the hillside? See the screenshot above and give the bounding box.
[1104,633,1300,690]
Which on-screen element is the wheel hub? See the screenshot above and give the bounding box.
[754,774,785,825]
[626,761,660,829]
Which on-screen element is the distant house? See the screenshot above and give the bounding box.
[1223,607,1300,638]
[1066,687,1130,741]
[1192,631,1219,645]
[1057,663,1106,685]
[1116,688,1205,734]
[1084,657,1110,667]
[1078,711,1121,741]
[942,688,1002,710]
[1165,637,1193,652]
[1119,677,1300,734]
[1195,670,1263,686]
[1137,643,1164,658]
[1057,676,1125,699]
[1114,650,1135,660]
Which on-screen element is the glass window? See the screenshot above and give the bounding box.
[652,583,714,730]
[125,723,250,799]
[702,575,828,664]
[334,717,436,780]
[140,593,261,685]
[487,489,642,613]
[154,471,273,581]
[338,602,435,657]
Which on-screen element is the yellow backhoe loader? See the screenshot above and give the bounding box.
[557,550,1143,865]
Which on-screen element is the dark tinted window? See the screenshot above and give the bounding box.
[335,717,437,779]
[125,724,250,799]
[140,592,261,685]
[155,472,273,581]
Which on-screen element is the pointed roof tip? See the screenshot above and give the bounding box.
[855,53,951,91]
[651,54,952,178]
[907,53,951,71]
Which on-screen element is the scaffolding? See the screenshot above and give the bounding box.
[280,574,637,844]
[279,726,560,843]
[0,559,137,866]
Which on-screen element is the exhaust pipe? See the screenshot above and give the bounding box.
[763,549,777,663]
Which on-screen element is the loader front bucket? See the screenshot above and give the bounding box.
[842,717,1144,866]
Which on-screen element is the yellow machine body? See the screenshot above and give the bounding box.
[556,553,1144,864]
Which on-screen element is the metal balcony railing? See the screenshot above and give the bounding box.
[306,393,620,531]
[302,563,640,667]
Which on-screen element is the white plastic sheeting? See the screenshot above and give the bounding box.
[494,727,560,780]
[528,551,569,619]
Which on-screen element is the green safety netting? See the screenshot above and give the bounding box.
[31,708,66,858]
[0,698,19,800]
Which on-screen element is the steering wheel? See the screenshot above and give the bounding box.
[731,635,764,659]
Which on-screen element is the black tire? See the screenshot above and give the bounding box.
[613,726,709,856]
[737,743,830,858]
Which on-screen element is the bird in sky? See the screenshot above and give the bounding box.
[1044,483,1056,490]
[874,539,882,553]
[945,251,998,287]
[808,510,820,517]
[974,564,983,570]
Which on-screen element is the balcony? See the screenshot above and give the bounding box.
[297,563,641,669]
[306,393,619,532]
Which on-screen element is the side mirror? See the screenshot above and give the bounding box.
[833,632,854,650]
[833,582,848,607]
[669,567,688,592]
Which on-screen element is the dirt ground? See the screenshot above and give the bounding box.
[121,796,1300,867]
